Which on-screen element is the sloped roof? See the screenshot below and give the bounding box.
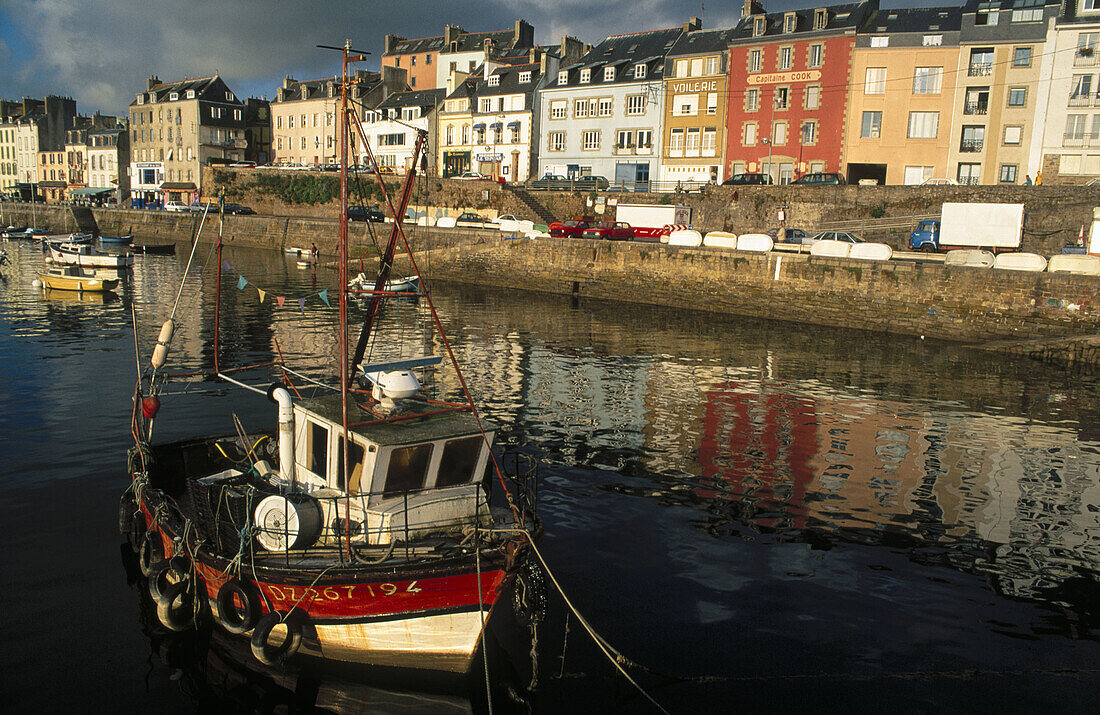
[731,1,872,43]
[862,7,962,34]
[668,26,739,56]
[376,87,447,111]
[556,27,683,88]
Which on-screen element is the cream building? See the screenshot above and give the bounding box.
[847,8,963,185]
[128,74,246,206]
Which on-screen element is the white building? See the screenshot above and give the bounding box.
[358,88,445,172]
[537,24,692,189]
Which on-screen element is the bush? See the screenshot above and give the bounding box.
[248,174,339,204]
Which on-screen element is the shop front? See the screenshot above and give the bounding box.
[159,182,198,205]
[443,151,471,178]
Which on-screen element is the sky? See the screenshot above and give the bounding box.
[0,0,961,117]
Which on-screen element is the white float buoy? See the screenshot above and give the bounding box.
[32,278,42,288]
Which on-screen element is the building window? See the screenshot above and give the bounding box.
[960,125,985,152]
[626,95,646,115]
[706,93,718,115]
[705,56,720,75]
[805,85,821,110]
[969,48,995,76]
[749,49,762,73]
[634,64,646,79]
[686,128,701,152]
[604,66,616,82]
[801,121,818,145]
[487,75,499,86]
[774,86,789,110]
[814,8,828,29]
[958,163,982,184]
[908,111,939,139]
[637,129,652,148]
[550,100,567,119]
[1011,0,1043,23]
[913,67,943,94]
[574,99,588,118]
[426,54,432,65]
[753,16,766,37]
[669,128,684,152]
[1014,46,1033,67]
[616,129,633,149]
[549,132,565,151]
[675,59,689,78]
[599,98,613,117]
[746,88,760,112]
[772,121,787,146]
[558,70,568,85]
[923,35,943,46]
[965,87,991,114]
[169,92,178,101]
[1004,125,1022,145]
[1071,74,1094,104]
[1065,114,1087,142]
[519,71,531,84]
[870,36,889,48]
[976,2,999,26]
[1007,87,1027,106]
[784,12,796,33]
[673,95,698,116]
[858,109,884,136]
[999,164,1018,183]
[702,128,716,153]
[445,125,454,145]
[778,46,793,70]
[580,68,591,83]
[808,44,823,68]
[865,67,886,94]
[744,123,757,145]
[582,130,600,150]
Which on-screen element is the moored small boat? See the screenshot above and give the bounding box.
[98,234,134,244]
[132,243,176,255]
[48,241,134,268]
[38,265,119,292]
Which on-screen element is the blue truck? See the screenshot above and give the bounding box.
[907,203,1023,253]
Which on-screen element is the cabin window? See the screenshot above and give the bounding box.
[383,444,432,495]
[436,437,483,488]
[337,437,366,493]
[308,421,328,476]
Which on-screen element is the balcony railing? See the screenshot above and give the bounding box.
[968,62,993,76]
[1076,50,1097,67]
[964,102,989,115]
[1069,94,1093,107]
[960,138,984,152]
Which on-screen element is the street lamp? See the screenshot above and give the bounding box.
[766,93,781,184]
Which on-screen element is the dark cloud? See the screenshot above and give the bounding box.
[0,0,955,115]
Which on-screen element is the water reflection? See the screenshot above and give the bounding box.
[3,239,1100,709]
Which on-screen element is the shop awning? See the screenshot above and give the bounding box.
[507,121,521,128]
[472,123,486,131]
[159,182,197,191]
[69,187,113,196]
[39,181,67,188]
[489,122,503,130]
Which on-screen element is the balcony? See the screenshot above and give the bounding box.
[959,138,984,152]
[968,63,993,77]
[1069,94,1093,107]
[964,102,989,115]
[1076,50,1097,67]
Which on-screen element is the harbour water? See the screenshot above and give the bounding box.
[1,237,1099,712]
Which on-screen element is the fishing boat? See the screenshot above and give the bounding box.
[121,42,538,676]
[48,241,134,268]
[98,234,134,245]
[38,265,119,292]
[348,271,420,294]
[3,226,48,240]
[44,232,92,247]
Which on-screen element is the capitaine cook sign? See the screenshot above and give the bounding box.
[747,70,822,85]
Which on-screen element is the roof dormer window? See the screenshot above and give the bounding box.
[186,90,195,99]
[580,68,591,83]
[634,63,646,79]
[137,95,144,105]
[148,93,156,103]
[753,16,766,37]
[784,12,797,33]
[558,70,568,85]
[519,71,531,83]
[487,75,500,86]
[603,66,616,81]
[225,91,233,101]
[814,8,827,29]
[169,92,179,101]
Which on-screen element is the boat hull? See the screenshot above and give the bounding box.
[38,271,119,292]
[49,244,134,268]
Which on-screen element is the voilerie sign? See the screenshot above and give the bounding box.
[747,70,822,86]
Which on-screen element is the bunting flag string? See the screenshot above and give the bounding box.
[220,260,335,312]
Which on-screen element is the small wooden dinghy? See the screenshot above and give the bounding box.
[38,265,119,292]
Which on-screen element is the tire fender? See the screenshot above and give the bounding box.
[216,578,262,634]
[147,555,189,602]
[250,610,303,665]
[156,579,197,632]
[138,530,164,577]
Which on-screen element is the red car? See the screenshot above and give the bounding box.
[581,221,634,241]
[549,218,597,238]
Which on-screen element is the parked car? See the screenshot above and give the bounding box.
[528,174,571,190]
[223,202,256,215]
[791,172,847,185]
[189,202,218,213]
[767,227,811,243]
[722,172,773,186]
[808,231,864,244]
[164,201,189,213]
[581,221,634,240]
[573,175,610,190]
[492,214,526,224]
[548,218,598,237]
[455,211,492,227]
[920,177,959,186]
[453,171,487,181]
[229,161,256,168]
[347,205,385,222]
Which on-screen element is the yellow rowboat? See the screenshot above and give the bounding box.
[38,266,119,292]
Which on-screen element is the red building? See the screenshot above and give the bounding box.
[724,0,875,183]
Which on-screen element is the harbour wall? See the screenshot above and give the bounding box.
[4,202,1100,350]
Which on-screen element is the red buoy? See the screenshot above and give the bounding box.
[142,396,161,419]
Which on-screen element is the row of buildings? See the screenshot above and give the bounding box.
[8,0,1100,206]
